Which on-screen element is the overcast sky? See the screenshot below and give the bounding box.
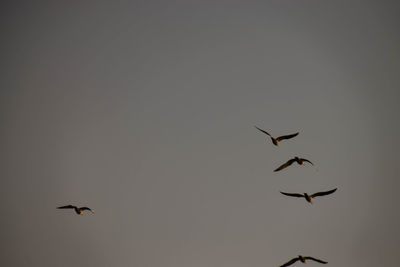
[1,1,400,267]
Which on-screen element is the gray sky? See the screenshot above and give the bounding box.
[1,1,400,267]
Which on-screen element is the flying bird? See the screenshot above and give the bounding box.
[280,255,327,267]
[254,126,299,146]
[57,205,94,215]
[274,157,313,172]
[280,188,337,203]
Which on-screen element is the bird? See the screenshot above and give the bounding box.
[280,188,337,204]
[280,255,327,267]
[254,126,299,146]
[274,157,313,172]
[57,205,94,215]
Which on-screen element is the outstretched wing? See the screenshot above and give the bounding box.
[254,126,272,137]
[305,257,328,264]
[301,158,314,165]
[57,205,76,209]
[280,191,304,198]
[274,159,296,172]
[276,132,299,141]
[280,257,300,267]
[80,207,94,213]
[312,188,337,198]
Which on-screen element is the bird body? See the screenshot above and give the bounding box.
[254,126,299,146]
[274,157,313,172]
[280,255,327,267]
[280,188,337,203]
[57,205,94,215]
[304,193,313,203]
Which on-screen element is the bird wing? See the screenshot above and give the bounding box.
[302,158,314,165]
[280,191,304,198]
[311,188,337,198]
[57,205,76,209]
[304,257,327,264]
[280,257,300,267]
[276,132,299,141]
[274,159,296,172]
[254,126,272,137]
[80,207,94,213]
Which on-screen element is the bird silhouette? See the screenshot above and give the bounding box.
[254,126,299,146]
[57,205,94,215]
[280,188,337,204]
[280,255,327,267]
[274,157,313,172]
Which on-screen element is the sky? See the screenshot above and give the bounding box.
[1,1,400,267]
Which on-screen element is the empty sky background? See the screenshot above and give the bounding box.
[1,1,400,266]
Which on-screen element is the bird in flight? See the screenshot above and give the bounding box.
[280,188,337,204]
[57,205,94,215]
[254,126,299,146]
[280,255,327,267]
[274,157,313,172]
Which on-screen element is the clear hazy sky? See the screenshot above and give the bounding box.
[1,1,400,267]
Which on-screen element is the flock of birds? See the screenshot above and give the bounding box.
[56,125,337,267]
[255,126,337,267]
